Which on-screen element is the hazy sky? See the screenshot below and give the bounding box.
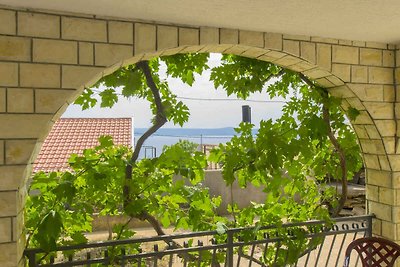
[62,54,287,128]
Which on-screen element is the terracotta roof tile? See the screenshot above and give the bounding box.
[33,118,132,173]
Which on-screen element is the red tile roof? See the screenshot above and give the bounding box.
[33,118,132,173]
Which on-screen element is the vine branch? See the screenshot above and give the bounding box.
[123,60,167,211]
[298,73,347,217]
[322,104,348,216]
[119,61,208,264]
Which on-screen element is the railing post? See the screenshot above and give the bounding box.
[366,214,373,237]
[227,230,234,267]
[24,250,36,267]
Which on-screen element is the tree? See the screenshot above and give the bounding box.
[163,139,199,154]
[208,55,361,218]
[25,53,362,265]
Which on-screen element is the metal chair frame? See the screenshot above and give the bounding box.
[343,237,400,267]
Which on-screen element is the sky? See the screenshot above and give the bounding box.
[62,54,288,129]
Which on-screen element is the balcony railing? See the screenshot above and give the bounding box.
[24,214,373,267]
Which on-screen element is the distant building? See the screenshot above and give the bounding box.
[33,118,133,173]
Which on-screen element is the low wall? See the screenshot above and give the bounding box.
[92,214,150,232]
[203,170,266,215]
[93,170,266,231]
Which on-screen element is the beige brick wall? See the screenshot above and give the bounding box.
[18,12,60,38]
[0,243,17,267]
[94,43,133,66]
[78,42,94,65]
[7,89,34,113]
[108,21,133,45]
[20,64,60,88]
[0,63,18,87]
[33,39,78,64]
[62,17,107,42]
[0,36,31,61]
[0,5,397,266]
[134,23,156,54]
[158,25,178,51]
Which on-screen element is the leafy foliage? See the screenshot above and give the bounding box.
[209,55,361,218]
[161,53,210,86]
[26,138,225,251]
[26,53,362,265]
[163,139,199,154]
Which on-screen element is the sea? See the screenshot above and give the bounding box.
[134,127,239,159]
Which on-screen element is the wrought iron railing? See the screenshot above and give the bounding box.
[24,214,373,267]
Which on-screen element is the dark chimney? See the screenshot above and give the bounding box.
[242,105,251,123]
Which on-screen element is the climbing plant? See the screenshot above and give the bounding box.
[25,53,362,265]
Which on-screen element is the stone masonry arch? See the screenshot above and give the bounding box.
[0,6,398,266]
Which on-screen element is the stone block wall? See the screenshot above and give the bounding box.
[0,5,397,266]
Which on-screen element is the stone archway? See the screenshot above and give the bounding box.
[0,6,397,266]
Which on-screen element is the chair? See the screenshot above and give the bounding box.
[343,237,400,267]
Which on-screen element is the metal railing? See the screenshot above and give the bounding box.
[24,214,373,267]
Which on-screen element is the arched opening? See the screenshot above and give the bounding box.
[24,45,375,265]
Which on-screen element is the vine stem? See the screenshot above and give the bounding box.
[119,60,219,266]
[123,60,167,211]
[230,184,237,226]
[322,104,348,216]
[298,73,348,216]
